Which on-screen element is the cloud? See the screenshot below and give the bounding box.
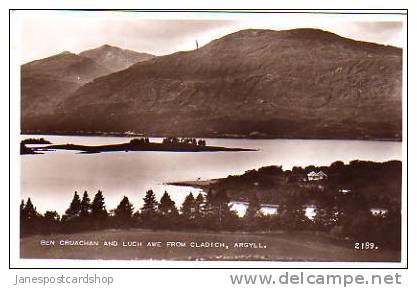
[353,21,403,33]
[19,12,240,63]
[349,21,403,47]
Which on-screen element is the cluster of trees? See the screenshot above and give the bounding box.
[20,191,108,235]
[129,137,150,145]
[215,161,401,207]
[208,161,402,250]
[20,189,239,236]
[21,138,51,144]
[162,137,206,146]
[20,185,401,250]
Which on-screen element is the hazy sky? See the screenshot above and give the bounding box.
[14,11,405,63]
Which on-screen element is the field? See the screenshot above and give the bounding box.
[20,229,400,262]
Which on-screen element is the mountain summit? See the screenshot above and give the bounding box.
[21,46,154,123]
[79,45,154,72]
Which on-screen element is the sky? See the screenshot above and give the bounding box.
[14,10,405,63]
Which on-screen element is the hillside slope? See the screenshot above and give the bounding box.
[21,51,111,120]
[23,29,403,140]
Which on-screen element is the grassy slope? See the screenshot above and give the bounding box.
[20,229,400,262]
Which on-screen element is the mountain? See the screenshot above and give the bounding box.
[22,29,403,140]
[79,44,154,72]
[21,46,155,124]
[21,51,111,120]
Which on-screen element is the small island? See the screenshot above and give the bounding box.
[21,138,52,154]
[42,137,256,153]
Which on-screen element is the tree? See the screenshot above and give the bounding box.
[277,192,310,230]
[112,196,134,228]
[243,193,262,230]
[334,190,370,235]
[44,211,60,222]
[195,193,204,210]
[42,211,61,234]
[201,189,216,229]
[114,196,134,219]
[378,202,401,250]
[159,191,178,216]
[91,190,108,228]
[202,189,215,216]
[345,210,377,242]
[20,198,41,236]
[194,193,204,214]
[245,193,261,219]
[140,190,159,227]
[158,192,179,228]
[194,193,205,227]
[180,193,195,218]
[180,192,196,228]
[313,205,339,231]
[141,190,158,216]
[61,192,82,232]
[64,192,82,219]
[25,198,38,220]
[209,190,238,230]
[202,189,239,230]
[258,165,283,176]
[91,190,107,217]
[80,191,91,218]
[330,161,345,171]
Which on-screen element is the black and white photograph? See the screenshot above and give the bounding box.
[12,10,406,265]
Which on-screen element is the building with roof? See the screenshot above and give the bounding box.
[307,170,328,181]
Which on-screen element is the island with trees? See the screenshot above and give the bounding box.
[35,137,255,153]
[20,138,52,154]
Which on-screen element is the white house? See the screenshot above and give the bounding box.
[307,170,328,181]
[370,208,388,216]
[338,188,351,194]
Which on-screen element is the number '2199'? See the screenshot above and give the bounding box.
[354,242,378,250]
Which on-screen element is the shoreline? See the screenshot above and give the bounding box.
[166,179,222,189]
[20,132,402,142]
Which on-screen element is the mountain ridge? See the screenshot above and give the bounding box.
[21,28,403,140]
